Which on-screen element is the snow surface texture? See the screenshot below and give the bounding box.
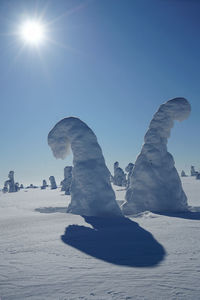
[1,178,200,300]
[61,166,72,195]
[48,117,122,217]
[122,98,191,215]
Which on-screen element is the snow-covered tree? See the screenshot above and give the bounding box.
[181,170,186,177]
[49,176,57,189]
[2,181,9,193]
[122,98,191,215]
[41,180,48,190]
[125,163,134,188]
[8,171,16,193]
[191,166,197,176]
[113,162,126,186]
[196,173,200,180]
[61,166,72,195]
[15,182,20,192]
[48,117,122,217]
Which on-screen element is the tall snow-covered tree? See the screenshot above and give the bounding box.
[48,117,122,217]
[122,98,191,215]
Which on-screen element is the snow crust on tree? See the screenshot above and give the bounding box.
[49,176,57,189]
[122,98,191,215]
[48,117,122,217]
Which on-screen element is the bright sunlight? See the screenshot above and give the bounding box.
[19,20,45,46]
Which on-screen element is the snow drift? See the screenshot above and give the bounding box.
[122,97,191,215]
[48,117,122,217]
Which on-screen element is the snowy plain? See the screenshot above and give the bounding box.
[1,177,200,300]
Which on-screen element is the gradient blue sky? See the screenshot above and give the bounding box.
[0,0,200,186]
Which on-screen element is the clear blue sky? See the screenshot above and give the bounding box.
[0,0,200,186]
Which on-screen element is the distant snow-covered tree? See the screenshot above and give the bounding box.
[61,166,72,195]
[49,176,57,189]
[113,162,126,186]
[191,166,197,176]
[122,98,191,215]
[181,170,186,177]
[2,181,9,193]
[8,171,16,193]
[15,182,20,192]
[125,163,134,188]
[48,117,122,217]
[196,173,200,180]
[41,180,48,190]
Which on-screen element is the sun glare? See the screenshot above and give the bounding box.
[19,20,45,46]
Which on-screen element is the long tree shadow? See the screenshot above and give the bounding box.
[61,216,166,267]
[35,207,67,213]
[157,208,200,220]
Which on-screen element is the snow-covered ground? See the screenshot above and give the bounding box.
[1,177,200,300]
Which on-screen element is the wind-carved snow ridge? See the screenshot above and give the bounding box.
[122,97,191,215]
[48,117,122,217]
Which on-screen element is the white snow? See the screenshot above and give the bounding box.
[122,98,191,215]
[48,117,122,217]
[1,177,200,299]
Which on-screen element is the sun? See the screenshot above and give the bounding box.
[19,20,46,46]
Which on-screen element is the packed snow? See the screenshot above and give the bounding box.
[122,98,191,215]
[48,117,122,217]
[1,177,200,299]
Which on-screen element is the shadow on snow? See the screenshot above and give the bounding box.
[157,206,200,220]
[35,207,67,213]
[61,216,166,267]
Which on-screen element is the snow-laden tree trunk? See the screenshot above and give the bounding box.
[122,98,191,215]
[48,117,122,217]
